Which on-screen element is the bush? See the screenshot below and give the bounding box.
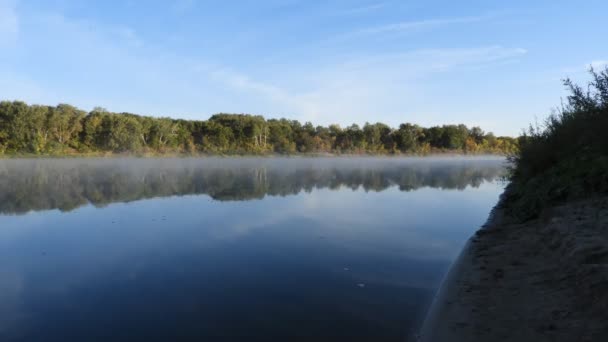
[505,67,608,220]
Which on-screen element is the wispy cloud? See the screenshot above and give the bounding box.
[321,12,497,44]
[206,46,527,125]
[209,68,292,104]
[207,67,319,118]
[358,14,490,35]
[329,45,525,76]
[0,9,185,113]
[335,2,386,16]
[1,2,530,135]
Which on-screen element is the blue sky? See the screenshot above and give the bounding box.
[1,0,607,136]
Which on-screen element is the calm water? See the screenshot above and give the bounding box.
[0,157,506,342]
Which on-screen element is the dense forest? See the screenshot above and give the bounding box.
[0,101,517,156]
[506,67,608,220]
[0,158,505,214]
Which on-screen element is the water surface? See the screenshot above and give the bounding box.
[0,157,506,341]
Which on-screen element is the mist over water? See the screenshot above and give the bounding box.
[0,157,505,214]
[0,157,506,341]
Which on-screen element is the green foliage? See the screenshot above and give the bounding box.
[505,67,608,220]
[47,104,85,151]
[0,100,517,156]
[395,123,423,152]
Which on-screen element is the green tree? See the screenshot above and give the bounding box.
[150,118,178,151]
[267,119,295,153]
[47,104,85,151]
[28,105,52,153]
[363,122,391,152]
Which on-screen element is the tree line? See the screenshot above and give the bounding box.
[0,100,517,156]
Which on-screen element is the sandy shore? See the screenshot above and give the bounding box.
[418,197,608,341]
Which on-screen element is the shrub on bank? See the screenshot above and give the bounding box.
[505,67,608,220]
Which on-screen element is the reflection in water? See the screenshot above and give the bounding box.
[0,157,506,342]
[0,157,505,214]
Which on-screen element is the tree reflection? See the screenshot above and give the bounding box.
[0,158,506,214]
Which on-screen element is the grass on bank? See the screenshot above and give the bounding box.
[505,67,608,221]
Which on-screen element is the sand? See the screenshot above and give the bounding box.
[418,197,608,341]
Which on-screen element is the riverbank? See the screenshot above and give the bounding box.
[418,196,608,341]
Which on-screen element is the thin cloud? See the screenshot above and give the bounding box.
[207,46,528,125]
[3,3,528,136]
[208,67,318,119]
[327,46,527,74]
[358,14,490,35]
[336,2,386,16]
